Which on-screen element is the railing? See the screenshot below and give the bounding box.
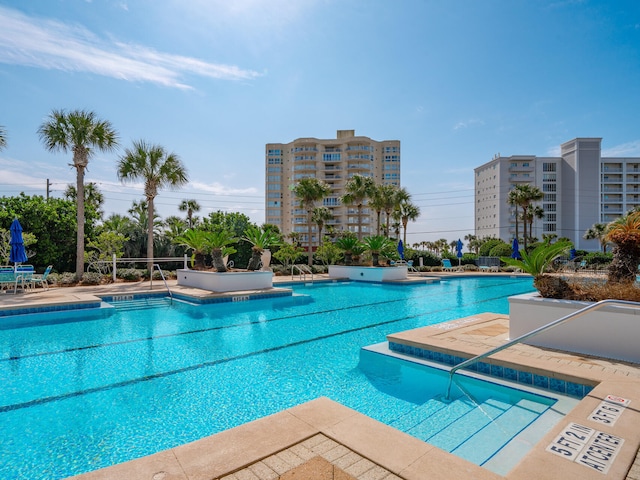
[87,255,189,281]
[444,299,640,400]
[152,263,173,303]
[291,264,314,282]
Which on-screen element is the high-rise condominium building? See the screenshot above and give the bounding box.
[265,130,401,246]
[475,137,640,250]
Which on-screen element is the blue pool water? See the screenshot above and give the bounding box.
[0,277,566,479]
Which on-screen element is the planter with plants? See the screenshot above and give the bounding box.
[502,219,640,363]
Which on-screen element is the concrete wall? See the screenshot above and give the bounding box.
[509,293,640,363]
[328,265,408,282]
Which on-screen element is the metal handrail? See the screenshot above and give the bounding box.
[445,298,640,400]
[291,264,314,282]
[152,263,173,304]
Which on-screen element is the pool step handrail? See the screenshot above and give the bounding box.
[291,264,314,283]
[444,298,640,400]
[152,263,173,304]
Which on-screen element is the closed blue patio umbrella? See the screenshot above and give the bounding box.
[456,239,463,266]
[511,237,520,259]
[397,239,404,260]
[9,218,28,269]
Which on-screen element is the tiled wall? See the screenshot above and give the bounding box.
[388,341,592,399]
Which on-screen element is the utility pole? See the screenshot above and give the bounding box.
[46,179,50,200]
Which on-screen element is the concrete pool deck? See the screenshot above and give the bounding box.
[1,275,639,479]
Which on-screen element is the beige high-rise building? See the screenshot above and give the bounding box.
[474,137,640,250]
[265,130,400,246]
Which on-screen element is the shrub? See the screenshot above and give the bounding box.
[478,238,506,256]
[51,272,77,286]
[81,272,104,285]
[489,243,512,257]
[583,251,613,266]
[118,268,143,282]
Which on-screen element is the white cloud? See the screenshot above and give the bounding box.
[190,181,258,196]
[602,140,640,157]
[453,118,485,130]
[0,5,261,89]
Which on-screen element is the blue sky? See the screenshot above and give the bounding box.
[1,0,639,246]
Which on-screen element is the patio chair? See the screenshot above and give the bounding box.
[441,259,455,272]
[29,265,52,290]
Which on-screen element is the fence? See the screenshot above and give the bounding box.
[476,256,501,267]
[88,254,189,282]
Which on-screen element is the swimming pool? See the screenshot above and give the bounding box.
[0,277,573,478]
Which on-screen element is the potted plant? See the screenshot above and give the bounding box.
[243,225,281,271]
[362,235,396,267]
[175,229,211,270]
[208,230,238,272]
[335,235,363,266]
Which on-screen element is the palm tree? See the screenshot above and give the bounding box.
[0,125,7,151]
[583,223,609,253]
[311,207,333,246]
[243,225,281,271]
[208,230,238,272]
[175,229,211,269]
[292,177,331,266]
[398,200,420,246]
[524,205,545,243]
[369,184,388,235]
[38,109,118,279]
[117,140,188,274]
[385,186,410,238]
[335,235,363,266]
[64,182,105,221]
[362,235,395,266]
[604,211,640,283]
[179,199,201,229]
[341,175,376,241]
[508,184,543,250]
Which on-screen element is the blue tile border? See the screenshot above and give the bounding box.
[0,301,102,317]
[388,341,590,399]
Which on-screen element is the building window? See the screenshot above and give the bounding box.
[267,175,281,182]
[543,163,556,172]
[267,158,282,164]
[267,149,281,155]
[543,223,556,232]
[323,153,341,161]
[543,184,556,192]
[543,194,556,202]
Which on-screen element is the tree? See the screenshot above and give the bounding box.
[584,223,609,253]
[175,229,212,269]
[508,184,543,250]
[383,186,409,238]
[292,177,331,266]
[243,225,281,271]
[398,200,420,246]
[64,182,105,235]
[604,211,640,283]
[0,124,7,151]
[311,207,333,247]
[207,230,238,272]
[341,175,376,241]
[38,109,118,279]
[362,235,395,266]
[0,193,77,271]
[179,199,201,229]
[335,235,363,266]
[117,140,188,274]
[202,211,255,268]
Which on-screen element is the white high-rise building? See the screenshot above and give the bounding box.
[475,137,640,250]
[265,130,400,247]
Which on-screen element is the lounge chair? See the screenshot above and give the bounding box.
[442,259,457,272]
[29,265,52,290]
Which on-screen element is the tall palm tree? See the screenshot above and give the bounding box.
[508,184,543,250]
[38,109,118,279]
[292,177,331,266]
[583,223,609,253]
[398,200,420,246]
[525,205,545,243]
[341,175,376,241]
[179,199,201,228]
[117,140,188,274]
[311,206,333,246]
[377,184,408,238]
[507,187,524,243]
[64,182,105,221]
[0,125,7,151]
[369,184,388,235]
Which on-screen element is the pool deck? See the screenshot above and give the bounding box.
[2,274,639,480]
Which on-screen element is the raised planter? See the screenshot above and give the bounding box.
[177,269,273,292]
[328,265,408,282]
[509,292,640,363]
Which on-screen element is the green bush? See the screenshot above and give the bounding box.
[489,243,513,257]
[584,251,613,266]
[118,268,143,282]
[479,238,506,257]
[50,272,77,286]
[81,272,104,285]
